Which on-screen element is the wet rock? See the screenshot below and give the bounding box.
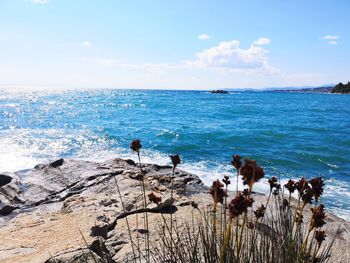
[49,158,64,168]
[124,159,136,166]
[0,174,12,187]
[0,205,18,216]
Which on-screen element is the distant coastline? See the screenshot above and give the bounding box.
[270,86,333,93]
[269,82,350,94]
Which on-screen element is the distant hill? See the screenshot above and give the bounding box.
[268,82,350,94]
[226,83,350,94]
[331,82,350,94]
[270,86,333,93]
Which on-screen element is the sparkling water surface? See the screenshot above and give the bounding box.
[0,89,349,219]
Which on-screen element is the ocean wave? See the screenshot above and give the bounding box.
[156,129,180,138]
[1,130,349,221]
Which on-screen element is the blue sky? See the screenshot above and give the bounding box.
[0,0,349,90]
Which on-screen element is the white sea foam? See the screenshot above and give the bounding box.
[0,129,349,221]
[0,138,39,172]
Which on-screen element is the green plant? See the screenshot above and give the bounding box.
[151,155,334,263]
[114,142,335,263]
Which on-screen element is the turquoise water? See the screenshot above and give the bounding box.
[1,89,349,219]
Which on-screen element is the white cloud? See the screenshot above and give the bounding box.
[81,41,93,48]
[198,34,211,40]
[321,35,339,40]
[97,58,116,65]
[252,37,271,46]
[320,35,339,45]
[31,0,49,4]
[188,38,277,73]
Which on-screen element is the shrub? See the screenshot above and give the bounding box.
[151,157,334,263]
[114,142,334,263]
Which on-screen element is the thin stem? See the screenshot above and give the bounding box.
[137,152,150,262]
[135,201,141,263]
[170,166,175,263]
[288,192,292,206]
[291,195,302,232]
[211,208,217,262]
[301,228,312,255]
[78,228,98,263]
[223,185,227,235]
[113,175,137,262]
[300,219,314,259]
[234,216,240,258]
[236,169,239,196]
[219,220,232,263]
[265,191,272,210]
[312,243,321,262]
[237,212,247,261]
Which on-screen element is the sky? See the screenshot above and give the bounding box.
[0,0,349,90]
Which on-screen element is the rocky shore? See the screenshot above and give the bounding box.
[0,158,349,262]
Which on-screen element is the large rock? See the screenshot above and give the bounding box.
[0,173,24,222]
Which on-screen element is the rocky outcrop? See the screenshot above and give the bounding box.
[0,158,349,262]
[0,158,205,262]
[331,82,350,94]
[209,89,229,94]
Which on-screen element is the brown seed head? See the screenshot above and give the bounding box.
[240,159,265,190]
[242,188,250,197]
[130,139,142,153]
[295,178,310,194]
[228,193,254,219]
[222,176,231,186]
[284,179,296,193]
[273,188,280,196]
[310,177,324,202]
[254,204,266,219]
[301,187,314,204]
[148,192,162,205]
[231,155,242,170]
[268,176,279,191]
[209,180,227,209]
[169,154,181,168]
[311,204,326,230]
[314,230,326,246]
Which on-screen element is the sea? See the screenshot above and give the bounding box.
[0,88,349,220]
